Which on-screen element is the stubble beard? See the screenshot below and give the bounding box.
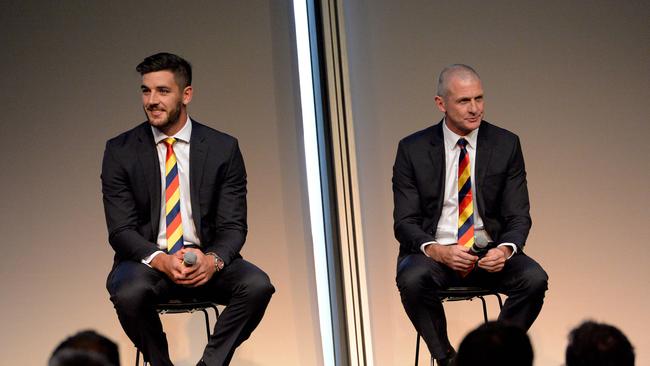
[145,101,183,133]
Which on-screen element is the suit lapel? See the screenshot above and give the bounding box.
[475,122,493,218]
[189,120,207,236]
[136,124,161,238]
[427,122,446,199]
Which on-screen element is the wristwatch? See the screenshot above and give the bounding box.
[206,252,225,272]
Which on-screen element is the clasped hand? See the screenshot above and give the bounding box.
[151,248,217,287]
[426,245,508,273]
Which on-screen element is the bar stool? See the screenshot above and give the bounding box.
[414,286,503,366]
[135,300,219,366]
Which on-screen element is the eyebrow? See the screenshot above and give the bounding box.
[456,94,483,102]
[140,85,171,91]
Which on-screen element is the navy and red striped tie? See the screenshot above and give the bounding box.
[457,138,475,248]
[164,137,183,254]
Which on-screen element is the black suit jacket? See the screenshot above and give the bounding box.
[392,120,531,260]
[101,120,247,268]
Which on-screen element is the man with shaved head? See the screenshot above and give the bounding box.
[393,64,548,365]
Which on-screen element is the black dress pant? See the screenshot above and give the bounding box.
[107,258,274,366]
[396,252,548,360]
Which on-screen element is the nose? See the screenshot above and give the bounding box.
[147,91,158,106]
[468,99,478,114]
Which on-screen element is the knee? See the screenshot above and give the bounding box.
[238,271,275,305]
[396,257,444,301]
[521,267,549,297]
[396,265,427,296]
[110,280,153,315]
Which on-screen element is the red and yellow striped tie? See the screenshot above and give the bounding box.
[457,138,475,248]
[164,137,184,254]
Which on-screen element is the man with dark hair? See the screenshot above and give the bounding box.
[566,320,635,366]
[102,52,274,366]
[455,321,533,366]
[393,64,548,365]
[49,329,120,366]
[136,52,192,89]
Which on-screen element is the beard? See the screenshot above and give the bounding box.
[144,100,183,132]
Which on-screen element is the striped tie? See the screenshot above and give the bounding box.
[164,137,184,254]
[457,138,475,248]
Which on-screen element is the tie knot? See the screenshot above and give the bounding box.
[457,138,468,148]
[163,137,176,147]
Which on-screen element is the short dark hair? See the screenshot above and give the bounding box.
[49,330,120,366]
[566,321,634,366]
[456,321,533,366]
[136,52,192,88]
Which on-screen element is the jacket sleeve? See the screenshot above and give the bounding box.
[203,140,247,265]
[393,140,436,253]
[101,141,160,261]
[496,136,532,251]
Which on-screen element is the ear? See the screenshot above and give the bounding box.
[434,95,446,113]
[182,86,193,105]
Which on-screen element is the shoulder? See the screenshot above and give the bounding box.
[479,121,519,139]
[191,120,239,148]
[398,122,442,150]
[104,122,151,150]
[479,120,520,144]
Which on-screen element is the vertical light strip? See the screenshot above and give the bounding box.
[292,1,335,365]
[318,1,374,364]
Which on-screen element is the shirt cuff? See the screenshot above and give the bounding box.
[497,243,517,259]
[420,241,438,257]
[141,250,165,267]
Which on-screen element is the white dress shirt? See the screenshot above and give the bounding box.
[143,116,201,263]
[421,120,516,257]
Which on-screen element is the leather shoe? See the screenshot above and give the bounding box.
[436,348,457,366]
[437,356,456,366]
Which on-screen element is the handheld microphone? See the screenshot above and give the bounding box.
[469,231,490,257]
[183,251,197,266]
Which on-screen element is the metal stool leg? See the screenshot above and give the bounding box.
[415,333,420,365]
[495,293,503,309]
[478,296,489,323]
[135,350,149,366]
[200,308,211,340]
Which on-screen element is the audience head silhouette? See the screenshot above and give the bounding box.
[49,330,119,366]
[455,321,533,366]
[566,320,634,366]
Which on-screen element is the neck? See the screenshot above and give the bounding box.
[159,111,188,136]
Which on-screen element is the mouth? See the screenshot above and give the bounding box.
[148,109,165,118]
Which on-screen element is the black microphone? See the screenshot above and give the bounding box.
[183,251,197,266]
[469,232,490,257]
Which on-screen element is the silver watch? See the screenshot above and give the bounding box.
[207,252,225,272]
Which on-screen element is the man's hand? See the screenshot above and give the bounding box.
[477,246,511,272]
[175,248,217,287]
[426,244,478,272]
[150,248,217,287]
[150,251,185,282]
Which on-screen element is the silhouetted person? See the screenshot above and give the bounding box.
[566,320,634,366]
[49,330,119,366]
[455,321,533,366]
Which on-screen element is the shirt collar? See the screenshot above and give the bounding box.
[151,115,192,144]
[442,118,479,149]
